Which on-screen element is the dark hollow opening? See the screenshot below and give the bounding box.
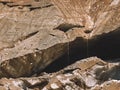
[84,30,92,34]
[89,27,120,61]
[43,28,120,73]
[54,23,84,32]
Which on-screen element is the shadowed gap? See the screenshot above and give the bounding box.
[43,28,120,73]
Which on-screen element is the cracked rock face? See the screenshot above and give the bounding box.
[0,0,120,90]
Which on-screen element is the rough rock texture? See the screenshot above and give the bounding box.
[0,0,120,90]
[0,57,120,90]
[52,0,120,38]
[0,0,120,78]
[0,0,68,78]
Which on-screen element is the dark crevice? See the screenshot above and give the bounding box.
[0,2,8,5]
[84,30,92,34]
[8,4,31,7]
[19,31,39,41]
[34,0,40,2]
[54,23,84,32]
[89,27,120,60]
[43,38,88,73]
[29,4,53,11]
[7,4,53,10]
[43,27,120,73]
[0,2,53,11]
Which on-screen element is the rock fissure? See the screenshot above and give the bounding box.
[29,4,54,11]
[44,28,120,73]
[55,23,84,32]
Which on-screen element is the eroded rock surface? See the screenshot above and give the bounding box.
[0,0,68,78]
[52,0,120,38]
[0,57,120,90]
[0,0,120,89]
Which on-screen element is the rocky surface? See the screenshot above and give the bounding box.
[52,0,120,38]
[0,57,120,90]
[0,0,120,90]
[0,0,68,78]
